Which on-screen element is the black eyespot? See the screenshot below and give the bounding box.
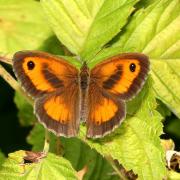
[129,63,136,72]
[27,61,35,70]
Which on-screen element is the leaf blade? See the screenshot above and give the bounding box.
[41,0,138,58]
[0,0,52,55]
[27,124,119,180]
[0,151,78,180]
[98,0,180,117]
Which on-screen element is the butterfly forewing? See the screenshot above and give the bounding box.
[91,53,150,100]
[13,51,78,98]
[87,83,125,138]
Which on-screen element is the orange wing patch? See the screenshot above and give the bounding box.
[91,53,149,100]
[109,60,140,94]
[44,96,70,124]
[91,98,118,125]
[87,84,126,138]
[13,51,78,98]
[22,57,56,92]
[35,87,80,137]
[97,59,140,94]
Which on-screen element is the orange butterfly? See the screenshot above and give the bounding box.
[13,51,149,138]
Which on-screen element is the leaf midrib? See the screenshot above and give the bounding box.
[78,1,105,53]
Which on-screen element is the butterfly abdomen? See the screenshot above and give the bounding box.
[79,63,90,121]
[80,77,88,89]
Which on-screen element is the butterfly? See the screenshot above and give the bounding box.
[13,51,149,138]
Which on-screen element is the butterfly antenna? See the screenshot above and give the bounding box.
[87,48,103,64]
[87,43,111,64]
[75,43,109,65]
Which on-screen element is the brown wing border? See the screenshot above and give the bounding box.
[34,91,80,137]
[86,89,126,138]
[91,53,150,101]
[13,50,78,98]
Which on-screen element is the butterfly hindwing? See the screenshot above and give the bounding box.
[13,51,78,98]
[91,53,150,100]
[87,84,125,138]
[35,86,80,137]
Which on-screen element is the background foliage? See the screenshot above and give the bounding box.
[0,0,179,179]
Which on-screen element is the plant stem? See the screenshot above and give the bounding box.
[105,156,129,180]
[0,64,20,91]
[0,64,34,105]
[43,129,50,154]
[56,138,64,156]
[0,54,50,155]
[0,54,12,65]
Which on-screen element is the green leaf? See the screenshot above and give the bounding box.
[27,124,119,180]
[99,0,180,117]
[61,137,119,180]
[41,0,138,59]
[14,92,35,126]
[0,0,52,55]
[151,59,180,117]
[0,150,78,180]
[135,0,157,9]
[113,0,179,54]
[27,124,57,153]
[168,170,180,180]
[38,35,65,55]
[79,79,167,180]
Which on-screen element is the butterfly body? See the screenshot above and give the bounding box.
[79,63,90,122]
[80,62,89,90]
[13,51,150,138]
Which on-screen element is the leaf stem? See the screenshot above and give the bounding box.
[105,156,129,180]
[0,54,12,65]
[0,64,20,91]
[43,129,50,154]
[0,55,50,155]
[0,63,33,105]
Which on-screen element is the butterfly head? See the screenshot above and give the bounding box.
[80,62,90,90]
[80,62,89,72]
